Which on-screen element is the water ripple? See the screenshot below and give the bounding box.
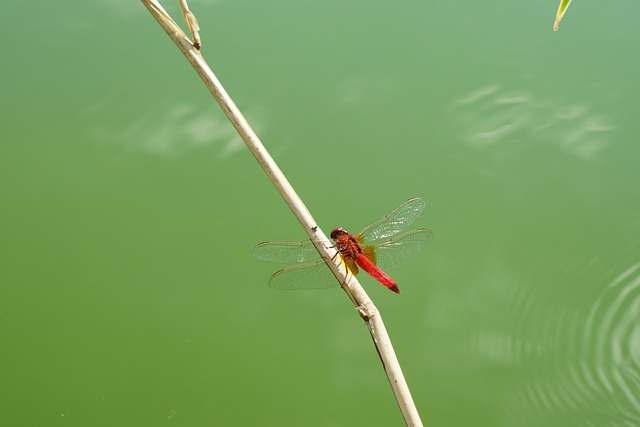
[435,255,640,425]
[513,261,640,425]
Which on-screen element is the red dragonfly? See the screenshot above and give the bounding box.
[253,198,433,294]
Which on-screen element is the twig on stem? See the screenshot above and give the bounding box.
[139,1,424,425]
[178,0,201,49]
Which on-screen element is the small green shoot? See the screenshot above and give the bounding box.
[553,0,573,31]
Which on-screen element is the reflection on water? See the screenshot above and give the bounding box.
[452,85,616,160]
[431,83,637,425]
[91,103,257,159]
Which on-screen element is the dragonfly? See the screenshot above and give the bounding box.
[253,198,433,294]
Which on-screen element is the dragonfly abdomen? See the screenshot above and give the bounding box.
[354,253,400,294]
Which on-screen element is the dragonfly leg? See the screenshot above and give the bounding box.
[342,267,351,288]
[326,250,352,287]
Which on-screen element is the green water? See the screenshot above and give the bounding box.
[2,1,640,425]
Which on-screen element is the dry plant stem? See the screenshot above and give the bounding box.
[140,1,423,425]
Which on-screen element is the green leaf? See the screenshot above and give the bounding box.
[553,0,573,31]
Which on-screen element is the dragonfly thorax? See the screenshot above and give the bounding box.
[330,228,362,260]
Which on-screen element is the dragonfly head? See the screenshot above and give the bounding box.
[330,227,348,241]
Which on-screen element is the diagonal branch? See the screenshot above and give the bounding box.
[139,1,424,425]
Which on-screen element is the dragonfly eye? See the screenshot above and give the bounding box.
[330,227,347,240]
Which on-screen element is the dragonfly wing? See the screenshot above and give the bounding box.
[345,257,359,276]
[253,240,328,263]
[268,260,340,290]
[364,228,434,272]
[357,198,426,244]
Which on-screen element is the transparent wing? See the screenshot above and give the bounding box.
[268,260,340,290]
[363,228,433,272]
[253,240,328,263]
[357,198,426,244]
